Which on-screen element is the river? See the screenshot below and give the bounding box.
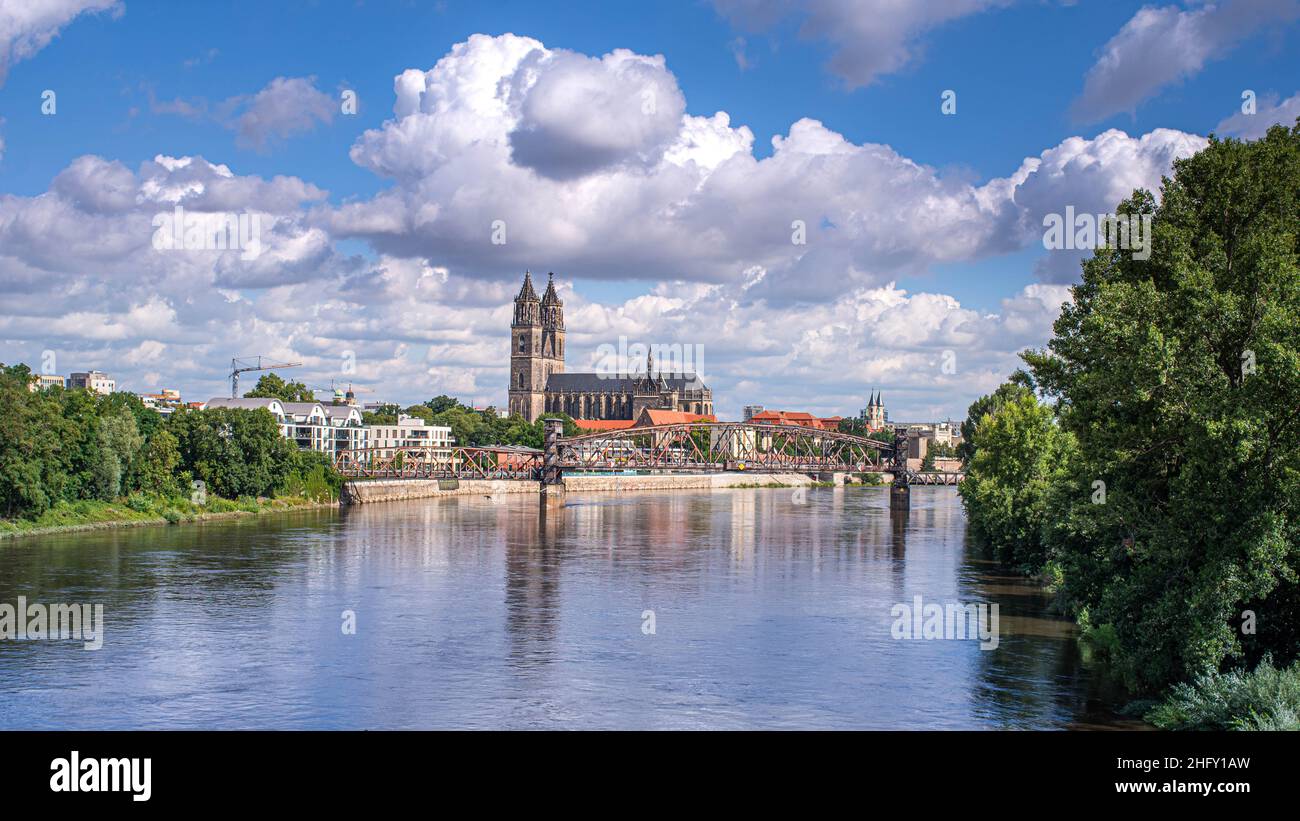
[0,485,1130,729]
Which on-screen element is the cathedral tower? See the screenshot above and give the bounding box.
[508,271,565,420]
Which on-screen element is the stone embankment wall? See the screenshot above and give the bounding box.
[341,472,891,504]
[341,479,541,505]
[563,472,818,492]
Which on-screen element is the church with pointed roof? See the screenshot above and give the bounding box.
[507,271,714,422]
[861,391,887,430]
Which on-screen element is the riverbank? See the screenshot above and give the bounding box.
[0,494,337,540]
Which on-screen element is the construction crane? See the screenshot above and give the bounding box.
[229,356,303,399]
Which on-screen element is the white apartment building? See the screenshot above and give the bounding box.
[366,414,454,462]
[202,398,367,457]
[323,405,368,453]
[69,371,115,395]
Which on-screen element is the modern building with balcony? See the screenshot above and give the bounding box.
[365,414,454,464]
[202,397,367,457]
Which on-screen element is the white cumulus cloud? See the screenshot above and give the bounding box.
[0,0,121,86]
[1071,0,1300,123]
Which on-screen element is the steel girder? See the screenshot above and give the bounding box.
[555,422,892,473]
[332,446,543,480]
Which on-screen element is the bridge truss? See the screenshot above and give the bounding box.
[555,422,892,473]
[332,422,964,485]
[333,445,542,480]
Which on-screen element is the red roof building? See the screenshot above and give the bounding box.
[749,410,842,431]
[573,418,637,432]
[634,408,716,427]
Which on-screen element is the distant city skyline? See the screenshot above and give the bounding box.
[1,1,1298,420]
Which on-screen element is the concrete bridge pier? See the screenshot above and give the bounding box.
[890,481,910,511]
[541,482,565,508]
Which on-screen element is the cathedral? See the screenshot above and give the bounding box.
[507,271,714,422]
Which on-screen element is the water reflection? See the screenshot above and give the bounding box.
[504,503,563,670]
[0,487,1125,729]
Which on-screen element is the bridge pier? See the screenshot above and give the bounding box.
[541,418,565,509]
[540,482,566,508]
[890,482,910,511]
[889,427,910,510]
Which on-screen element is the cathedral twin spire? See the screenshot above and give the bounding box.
[513,270,563,327]
[516,270,538,302]
[541,272,561,307]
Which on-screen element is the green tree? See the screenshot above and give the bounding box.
[922,441,957,470]
[958,371,1034,464]
[102,391,162,440]
[244,372,315,402]
[93,406,143,501]
[130,428,182,498]
[1023,122,1300,691]
[424,395,463,415]
[958,390,1077,569]
[57,387,109,503]
[361,403,400,425]
[167,407,297,499]
[0,364,73,518]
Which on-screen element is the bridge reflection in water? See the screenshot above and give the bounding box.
[332,421,963,488]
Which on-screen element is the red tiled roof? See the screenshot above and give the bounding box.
[750,409,841,430]
[573,418,637,431]
[637,409,716,426]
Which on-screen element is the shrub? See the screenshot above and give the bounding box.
[1146,659,1300,731]
[126,492,152,513]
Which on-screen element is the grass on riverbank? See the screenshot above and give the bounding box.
[0,491,334,538]
[1144,659,1300,731]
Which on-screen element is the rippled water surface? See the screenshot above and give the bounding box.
[0,486,1127,729]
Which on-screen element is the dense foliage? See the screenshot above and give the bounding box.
[243,372,316,402]
[836,418,893,444]
[363,394,578,448]
[959,122,1300,697]
[958,389,1077,569]
[0,364,339,521]
[1146,659,1300,731]
[957,371,1035,464]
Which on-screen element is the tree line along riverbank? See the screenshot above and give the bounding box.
[956,123,1300,730]
[0,367,343,538]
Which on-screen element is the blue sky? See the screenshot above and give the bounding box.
[1,0,1298,419]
